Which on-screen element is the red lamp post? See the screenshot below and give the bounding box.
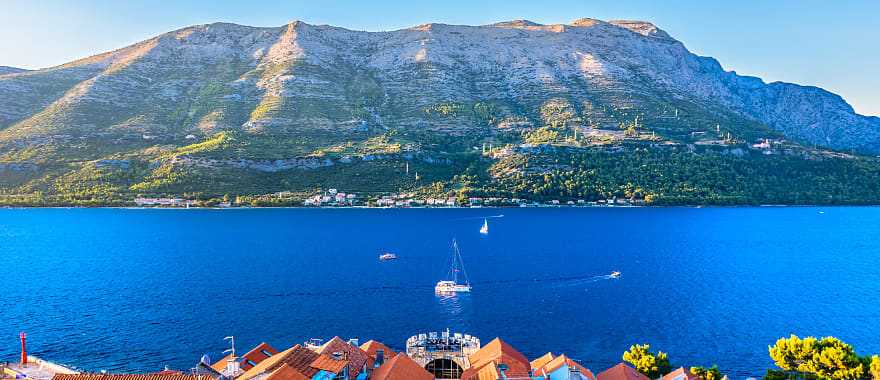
[20,332,27,365]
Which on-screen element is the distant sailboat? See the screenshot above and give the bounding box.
[479,218,489,234]
[435,239,472,293]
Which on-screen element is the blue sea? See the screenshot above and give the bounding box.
[1,207,879,377]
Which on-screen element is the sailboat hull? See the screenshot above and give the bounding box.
[435,281,472,293]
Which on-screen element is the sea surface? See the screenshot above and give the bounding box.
[1,207,879,377]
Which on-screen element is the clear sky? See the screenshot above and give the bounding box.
[1,0,878,115]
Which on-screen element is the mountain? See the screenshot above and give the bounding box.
[1,18,879,206]
[0,66,28,75]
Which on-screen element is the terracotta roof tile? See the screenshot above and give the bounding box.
[209,354,232,373]
[532,354,595,380]
[267,345,320,378]
[316,337,369,375]
[461,358,533,380]
[239,343,279,370]
[264,364,308,380]
[467,338,530,371]
[359,340,396,358]
[309,354,348,374]
[238,346,298,380]
[597,363,651,380]
[661,367,701,380]
[530,352,555,371]
[359,340,397,368]
[209,342,278,373]
[370,353,433,380]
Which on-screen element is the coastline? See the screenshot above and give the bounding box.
[0,204,875,210]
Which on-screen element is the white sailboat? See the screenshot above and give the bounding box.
[479,218,488,234]
[435,239,472,293]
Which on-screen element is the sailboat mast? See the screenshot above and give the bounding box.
[456,240,470,286]
[452,239,459,284]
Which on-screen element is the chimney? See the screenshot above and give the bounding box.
[569,365,581,380]
[20,332,27,366]
[498,363,509,378]
[374,349,385,368]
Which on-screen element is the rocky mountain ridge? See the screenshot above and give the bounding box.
[1,18,879,206]
[0,18,877,151]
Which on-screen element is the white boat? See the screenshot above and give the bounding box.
[479,218,488,234]
[379,253,398,261]
[435,239,472,293]
[610,271,621,278]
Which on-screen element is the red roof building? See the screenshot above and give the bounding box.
[597,363,651,380]
[460,338,533,380]
[370,353,433,380]
[210,342,278,373]
[308,354,349,375]
[530,353,594,380]
[359,340,397,369]
[315,337,370,376]
[661,367,701,380]
[264,364,309,380]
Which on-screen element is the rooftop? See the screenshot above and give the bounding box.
[370,354,433,380]
[598,363,652,380]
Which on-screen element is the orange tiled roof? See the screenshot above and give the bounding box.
[532,354,595,380]
[239,342,280,370]
[360,340,396,358]
[370,352,433,380]
[360,340,397,368]
[238,346,298,380]
[661,367,701,380]
[268,345,321,378]
[597,363,651,380]
[309,354,348,374]
[209,342,278,372]
[468,338,530,370]
[53,374,208,380]
[264,364,308,380]
[461,338,534,380]
[209,354,232,373]
[316,337,369,375]
[461,358,533,380]
[530,352,555,371]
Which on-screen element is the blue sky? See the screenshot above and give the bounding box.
[1,0,877,115]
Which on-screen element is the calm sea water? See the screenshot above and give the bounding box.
[1,207,879,377]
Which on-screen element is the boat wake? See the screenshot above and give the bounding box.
[546,274,617,288]
[473,273,619,288]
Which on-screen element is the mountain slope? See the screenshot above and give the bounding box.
[0,18,879,206]
[0,66,28,75]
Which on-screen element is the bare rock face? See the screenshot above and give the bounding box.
[0,18,877,152]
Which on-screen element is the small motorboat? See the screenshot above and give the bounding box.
[610,271,621,278]
[379,253,398,261]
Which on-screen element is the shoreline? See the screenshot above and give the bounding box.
[0,204,876,210]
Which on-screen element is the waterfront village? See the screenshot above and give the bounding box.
[2,331,726,380]
[134,188,645,208]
